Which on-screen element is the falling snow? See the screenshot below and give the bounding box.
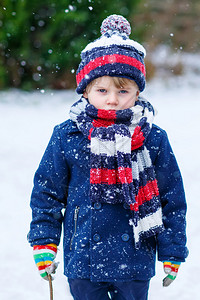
[0,73,200,299]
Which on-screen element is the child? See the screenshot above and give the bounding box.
[28,15,188,300]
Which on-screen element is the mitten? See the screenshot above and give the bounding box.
[33,244,58,280]
[163,261,181,287]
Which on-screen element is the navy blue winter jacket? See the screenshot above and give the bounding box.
[28,119,188,282]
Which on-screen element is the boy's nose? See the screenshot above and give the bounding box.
[107,93,119,105]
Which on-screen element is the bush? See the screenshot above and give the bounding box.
[0,0,140,90]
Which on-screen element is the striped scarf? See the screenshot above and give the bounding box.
[70,96,164,248]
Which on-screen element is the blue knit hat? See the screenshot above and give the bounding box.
[76,14,146,94]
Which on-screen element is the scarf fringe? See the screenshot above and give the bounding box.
[129,207,164,249]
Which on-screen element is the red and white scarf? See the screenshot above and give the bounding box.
[70,96,164,248]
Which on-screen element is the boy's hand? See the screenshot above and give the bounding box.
[33,244,58,280]
[163,261,181,287]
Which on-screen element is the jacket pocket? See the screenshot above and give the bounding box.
[69,206,80,250]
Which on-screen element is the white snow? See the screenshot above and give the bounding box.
[1,75,200,299]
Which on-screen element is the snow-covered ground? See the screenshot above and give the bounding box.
[1,76,200,299]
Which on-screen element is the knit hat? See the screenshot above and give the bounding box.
[76,14,146,94]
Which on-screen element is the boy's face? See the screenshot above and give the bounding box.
[83,76,139,110]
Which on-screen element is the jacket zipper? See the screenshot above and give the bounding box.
[70,206,80,250]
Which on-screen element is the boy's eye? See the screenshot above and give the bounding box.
[98,89,107,93]
[119,90,128,94]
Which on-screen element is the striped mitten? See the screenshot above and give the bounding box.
[33,244,58,280]
[163,261,181,287]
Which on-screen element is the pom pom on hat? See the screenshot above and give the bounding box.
[100,14,131,37]
[76,14,146,94]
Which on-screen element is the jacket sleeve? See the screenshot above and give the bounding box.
[154,130,188,262]
[28,125,69,246]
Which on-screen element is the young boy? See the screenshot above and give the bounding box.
[28,15,188,300]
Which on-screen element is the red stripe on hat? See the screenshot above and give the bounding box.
[131,126,145,150]
[130,179,159,211]
[76,54,146,85]
[90,167,133,184]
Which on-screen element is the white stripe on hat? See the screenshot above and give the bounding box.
[82,33,146,57]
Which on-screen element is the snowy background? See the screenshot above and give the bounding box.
[1,73,200,299]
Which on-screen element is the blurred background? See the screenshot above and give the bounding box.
[0,0,200,91]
